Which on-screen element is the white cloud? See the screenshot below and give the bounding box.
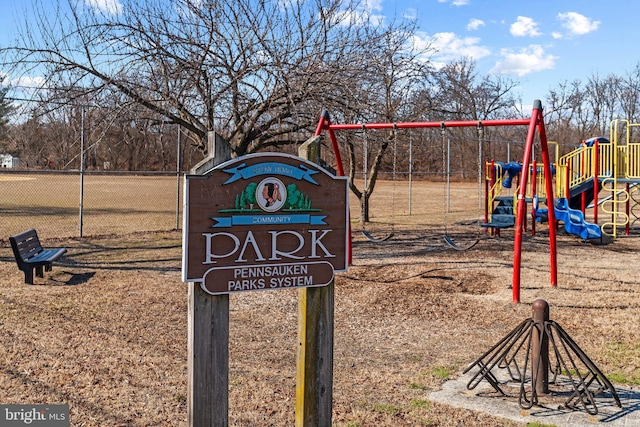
[403,8,417,20]
[335,0,384,26]
[490,45,557,77]
[8,76,46,90]
[557,12,600,36]
[419,31,491,65]
[438,0,469,6]
[510,16,541,37]
[363,0,383,11]
[85,0,122,15]
[467,18,485,31]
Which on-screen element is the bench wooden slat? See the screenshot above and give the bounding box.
[29,248,67,264]
[16,239,43,259]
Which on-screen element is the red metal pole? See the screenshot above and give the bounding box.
[328,118,531,131]
[315,111,346,177]
[537,114,557,288]
[314,111,328,136]
[512,113,539,303]
[315,111,351,264]
[327,128,345,177]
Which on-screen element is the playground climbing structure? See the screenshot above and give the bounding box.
[486,119,640,240]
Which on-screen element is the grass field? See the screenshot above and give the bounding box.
[1,172,479,239]
[0,173,181,239]
[1,179,640,426]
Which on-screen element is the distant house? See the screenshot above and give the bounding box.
[0,154,19,168]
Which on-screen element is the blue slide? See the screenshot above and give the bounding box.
[553,198,602,240]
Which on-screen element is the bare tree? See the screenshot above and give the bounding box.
[545,70,640,149]
[430,58,519,120]
[427,58,521,176]
[336,18,434,223]
[619,64,640,122]
[545,79,591,149]
[586,74,622,134]
[1,0,377,160]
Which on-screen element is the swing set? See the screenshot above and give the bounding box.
[358,122,485,249]
[314,100,557,303]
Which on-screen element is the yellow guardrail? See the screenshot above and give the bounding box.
[485,162,503,223]
[626,143,640,178]
[555,142,619,199]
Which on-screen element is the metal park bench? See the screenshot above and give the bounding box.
[9,229,67,284]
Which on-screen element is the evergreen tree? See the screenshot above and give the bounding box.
[0,79,14,144]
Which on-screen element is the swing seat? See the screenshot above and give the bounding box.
[361,230,394,243]
[481,212,515,228]
[444,235,479,251]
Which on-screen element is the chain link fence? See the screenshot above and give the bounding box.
[0,170,182,241]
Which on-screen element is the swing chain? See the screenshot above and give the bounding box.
[392,124,397,225]
[441,122,449,229]
[477,121,484,219]
[362,123,368,189]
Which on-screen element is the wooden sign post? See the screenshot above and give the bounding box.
[296,136,335,427]
[183,136,348,426]
[187,133,231,427]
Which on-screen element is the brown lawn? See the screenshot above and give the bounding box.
[1,180,639,426]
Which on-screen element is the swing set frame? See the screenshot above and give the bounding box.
[314,100,557,304]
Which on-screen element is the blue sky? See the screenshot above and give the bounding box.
[383,0,636,107]
[1,0,637,110]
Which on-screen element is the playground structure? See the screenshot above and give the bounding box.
[314,100,557,304]
[486,119,640,241]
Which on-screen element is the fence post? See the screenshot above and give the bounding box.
[296,136,334,427]
[79,107,85,237]
[175,125,182,230]
[188,131,232,427]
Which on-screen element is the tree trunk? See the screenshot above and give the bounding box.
[361,193,370,223]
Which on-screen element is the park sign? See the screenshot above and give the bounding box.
[182,153,349,295]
